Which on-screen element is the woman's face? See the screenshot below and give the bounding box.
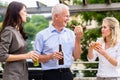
[101,21,111,38]
[19,6,27,23]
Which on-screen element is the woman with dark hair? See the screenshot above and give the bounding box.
[0,1,39,80]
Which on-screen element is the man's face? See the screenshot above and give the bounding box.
[55,9,70,27]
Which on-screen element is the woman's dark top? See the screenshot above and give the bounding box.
[0,26,28,80]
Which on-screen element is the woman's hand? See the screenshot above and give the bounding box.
[89,42,106,55]
[27,51,39,61]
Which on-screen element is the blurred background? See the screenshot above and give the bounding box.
[0,0,120,80]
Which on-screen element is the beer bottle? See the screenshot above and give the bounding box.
[58,44,64,65]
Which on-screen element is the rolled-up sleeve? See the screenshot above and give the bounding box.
[0,29,12,62]
[34,33,43,54]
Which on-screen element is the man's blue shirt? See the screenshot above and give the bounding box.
[34,25,75,70]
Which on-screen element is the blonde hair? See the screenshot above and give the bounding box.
[103,17,120,47]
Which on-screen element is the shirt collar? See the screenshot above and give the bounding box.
[49,24,66,33]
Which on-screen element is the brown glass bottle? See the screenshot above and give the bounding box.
[58,44,64,65]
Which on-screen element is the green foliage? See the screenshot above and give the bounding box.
[81,27,101,61]
[24,15,49,51]
[24,23,37,40]
[29,15,49,32]
[67,19,80,30]
[30,15,48,25]
[0,15,4,22]
[80,11,120,25]
[73,0,82,5]
[88,0,105,4]
[88,0,119,4]
[0,0,7,23]
[81,27,101,77]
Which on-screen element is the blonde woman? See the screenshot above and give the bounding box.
[88,17,120,80]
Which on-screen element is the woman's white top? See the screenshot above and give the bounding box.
[88,38,120,77]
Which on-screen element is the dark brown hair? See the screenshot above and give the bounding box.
[1,1,27,40]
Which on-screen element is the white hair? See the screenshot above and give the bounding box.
[51,4,69,20]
